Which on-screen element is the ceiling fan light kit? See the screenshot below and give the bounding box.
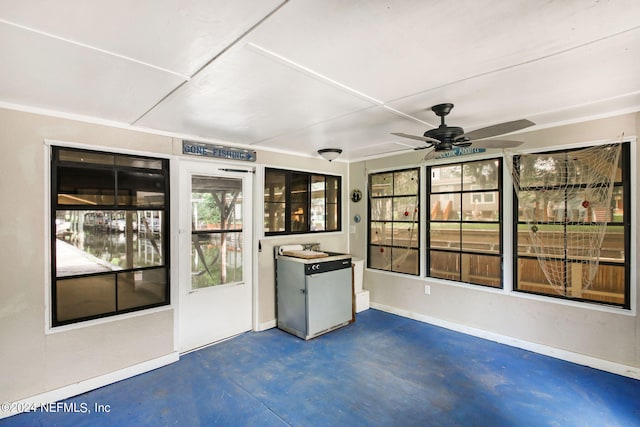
[318,148,342,162]
[392,103,535,153]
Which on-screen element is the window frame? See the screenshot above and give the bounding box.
[50,146,171,327]
[367,167,421,276]
[426,157,504,288]
[512,142,631,308]
[264,168,342,236]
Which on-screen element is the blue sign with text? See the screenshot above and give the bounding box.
[182,141,256,162]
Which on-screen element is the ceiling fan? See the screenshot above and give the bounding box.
[392,103,535,152]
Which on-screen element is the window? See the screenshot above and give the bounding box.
[427,158,503,288]
[368,168,420,275]
[264,168,341,235]
[513,143,630,307]
[51,147,170,326]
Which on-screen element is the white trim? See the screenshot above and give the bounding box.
[371,303,640,380]
[0,352,179,420]
[257,319,277,331]
[170,156,181,351]
[253,166,265,331]
[43,143,52,333]
[43,138,174,159]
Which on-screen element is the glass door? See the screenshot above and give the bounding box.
[178,161,253,352]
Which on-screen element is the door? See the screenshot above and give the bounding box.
[307,267,352,336]
[179,161,253,352]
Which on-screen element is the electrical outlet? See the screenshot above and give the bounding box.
[424,285,431,295]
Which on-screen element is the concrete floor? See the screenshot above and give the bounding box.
[3,309,640,426]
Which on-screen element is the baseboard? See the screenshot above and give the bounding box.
[257,319,277,331]
[0,352,179,420]
[370,302,640,380]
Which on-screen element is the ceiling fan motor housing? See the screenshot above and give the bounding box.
[424,126,465,150]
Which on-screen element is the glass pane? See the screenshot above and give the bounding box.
[370,221,390,245]
[394,169,418,195]
[516,225,564,258]
[264,170,286,203]
[326,176,339,204]
[291,174,308,232]
[139,211,164,235]
[58,149,114,165]
[430,194,459,221]
[115,156,163,169]
[600,225,625,262]
[392,247,419,275]
[326,176,340,231]
[190,174,244,290]
[516,155,565,188]
[610,186,624,223]
[368,245,391,270]
[371,198,392,221]
[56,275,116,322]
[566,146,621,185]
[393,196,418,221]
[430,223,459,250]
[191,232,243,289]
[462,191,499,221]
[118,170,165,207]
[192,176,243,231]
[55,210,164,277]
[429,251,460,280]
[393,224,419,249]
[462,223,499,253]
[310,176,326,231]
[517,257,566,291]
[583,263,625,304]
[462,159,499,191]
[117,268,167,310]
[325,202,338,231]
[57,166,115,205]
[565,224,625,261]
[370,172,393,197]
[430,164,461,192]
[264,202,285,233]
[460,253,501,287]
[517,190,576,222]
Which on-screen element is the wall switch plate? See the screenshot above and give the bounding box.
[424,285,431,295]
[350,225,356,234]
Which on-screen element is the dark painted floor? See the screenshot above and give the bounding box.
[3,309,640,426]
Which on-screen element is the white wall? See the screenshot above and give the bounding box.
[0,108,177,406]
[348,112,640,375]
[252,150,350,327]
[0,107,351,408]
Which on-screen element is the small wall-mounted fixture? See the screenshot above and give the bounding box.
[318,148,342,162]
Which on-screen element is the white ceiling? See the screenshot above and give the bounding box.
[1,0,639,161]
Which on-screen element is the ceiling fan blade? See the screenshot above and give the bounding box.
[391,132,440,144]
[413,144,434,151]
[468,139,524,149]
[457,119,535,141]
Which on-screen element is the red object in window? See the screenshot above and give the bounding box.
[380,247,384,253]
[404,211,409,216]
[582,200,590,208]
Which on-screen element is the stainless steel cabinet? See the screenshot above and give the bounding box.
[276,256,352,340]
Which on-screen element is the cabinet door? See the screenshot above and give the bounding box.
[306,268,352,336]
[276,260,307,335]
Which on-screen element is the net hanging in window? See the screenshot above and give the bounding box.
[506,143,621,296]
